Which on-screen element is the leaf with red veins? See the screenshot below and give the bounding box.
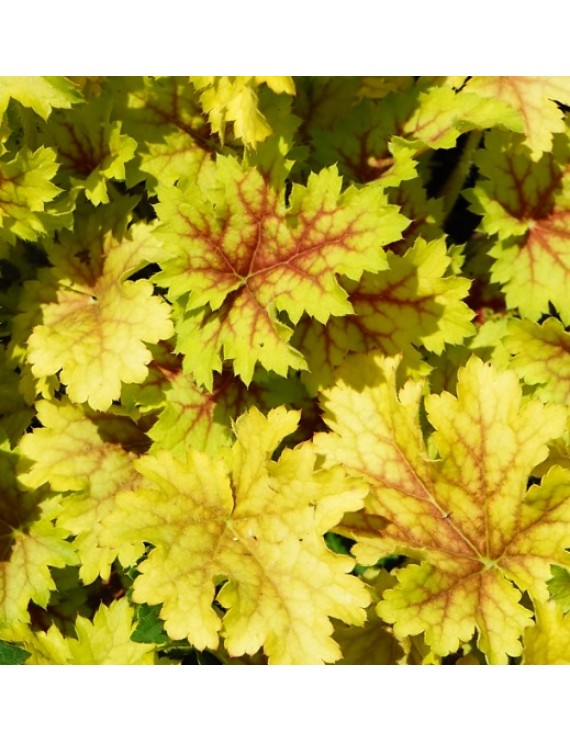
[387,178,445,253]
[26,203,173,411]
[110,77,217,191]
[293,238,474,394]
[18,400,145,584]
[45,94,136,206]
[402,85,522,150]
[467,130,570,323]
[121,342,182,416]
[505,317,570,405]
[464,76,570,161]
[155,156,408,388]
[308,95,419,185]
[148,370,252,458]
[314,353,570,663]
[148,361,317,459]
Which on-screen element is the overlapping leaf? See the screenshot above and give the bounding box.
[293,237,474,393]
[401,83,522,150]
[0,436,77,624]
[102,406,370,664]
[19,400,145,583]
[45,93,137,205]
[192,76,295,147]
[27,202,173,410]
[465,76,570,160]
[0,598,156,664]
[111,76,216,191]
[0,147,60,243]
[505,318,570,405]
[0,76,82,121]
[155,156,407,387]
[468,129,570,324]
[314,353,570,663]
[306,77,522,192]
[147,371,249,457]
[523,599,570,664]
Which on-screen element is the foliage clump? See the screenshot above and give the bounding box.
[3,76,570,664]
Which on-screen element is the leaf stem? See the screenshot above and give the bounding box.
[439,130,482,223]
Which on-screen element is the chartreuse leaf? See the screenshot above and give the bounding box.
[308,94,419,185]
[505,318,570,405]
[468,129,570,324]
[546,565,570,614]
[0,147,61,243]
[523,599,570,664]
[110,76,215,191]
[307,77,521,185]
[464,76,570,161]
[0,437,78,624]
[45,93,137,205]
[401,84,523,150]
[18,400,145,583]
[27,202,173,411]
[333,571,406,664]
[101,406,370,664]
[294,237,474,393]
[0,77,82,120]
[192,76,295,147]
[156,156,408,387]
[0,598,156,664]
[314,353,570,663]
[147,371,249,458]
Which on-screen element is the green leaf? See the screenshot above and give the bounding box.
[0,76,83,120]
[0,639,30,664]
[547,565,570,614]
[131,603,169,644]
[0,147,60,243]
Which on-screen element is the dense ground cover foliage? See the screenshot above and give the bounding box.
[2,76,570,664]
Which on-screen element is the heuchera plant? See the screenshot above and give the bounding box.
[3,76,570,665]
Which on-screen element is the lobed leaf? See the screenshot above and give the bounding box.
[0,599,156,664]
[156,156,408,387]
[468,129,570,324]
[314,353,570,663]
[27,205,173,410]
[102,406,370,664]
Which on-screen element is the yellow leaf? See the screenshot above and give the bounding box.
[465,76,570,160]
[102,406,370,664]
[1,599,156,664]
[27,204,173,410]
[0,437,77,624]
[523,599,570,664]
[314,353,570,663]
[192,76,294,148]
[19,400,145,583]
